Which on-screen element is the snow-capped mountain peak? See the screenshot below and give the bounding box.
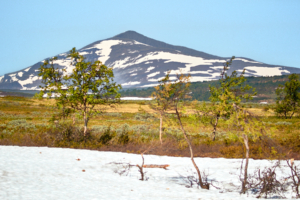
[0,31,299,90]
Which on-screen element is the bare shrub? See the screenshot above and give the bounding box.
[110,162,135,176]
[241,161,287,198]
[286,158,300,198]
[109,155,149,181]
[180,169,212,190]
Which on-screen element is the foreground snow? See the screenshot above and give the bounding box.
[0,146,297,199]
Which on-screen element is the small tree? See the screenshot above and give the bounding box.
[208,56,256,140]
[208,57,259,193]
[227,105,264,194]
[158,72,209,189]
[151,71,173,144]
[274,73,300,119]
[38,48,121,136]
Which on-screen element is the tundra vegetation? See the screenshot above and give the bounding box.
[0,55,300,196]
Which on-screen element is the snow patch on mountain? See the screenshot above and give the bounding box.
[133,41,151,46]
[244,67,290,76]
[113,51,225,71]
[18,72,23,77]
[234,58,262,64]
[9,74,19,82]
[19,75,40,87]
[24,67,31,72]
[128,50,138,54]
[141,83,161,87]
[147,72,160,78]
[85,40,148,64]
[112,57,131,68]
[146,66,155,72]
[122,81,141,86]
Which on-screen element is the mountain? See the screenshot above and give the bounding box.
[1,30,300,90]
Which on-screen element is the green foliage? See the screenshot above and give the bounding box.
[209,56,256,116]
[262,105,270,112]
[274,73,300,118]
[98,126,115,145]
[47,122,85,143]
[37,48,122,135]
[116,124,130,144]
[151,71,177,112]
[195,56,256,141]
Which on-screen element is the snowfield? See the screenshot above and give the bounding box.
[0,146,297,199]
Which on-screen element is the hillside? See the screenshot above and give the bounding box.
[120,74,298,102]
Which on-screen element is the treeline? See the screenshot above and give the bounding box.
[120,74,297,102]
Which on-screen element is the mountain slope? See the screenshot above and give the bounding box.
[1,30,300,90]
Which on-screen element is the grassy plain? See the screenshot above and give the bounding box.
[0,96,299,160]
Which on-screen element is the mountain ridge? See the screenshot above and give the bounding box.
[1,30,300,90]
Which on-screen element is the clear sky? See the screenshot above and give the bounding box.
[1,0,300,76]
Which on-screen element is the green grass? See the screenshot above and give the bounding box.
[0,96,300,159]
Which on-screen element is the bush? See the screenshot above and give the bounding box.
[6,119,36,132]
[275,121,292,126]
[47,122,84,143]
[99,127,115,145]
[117,124,130,144]
[263,106,270,112]
[134,113,155,122]
[103,112,122,117]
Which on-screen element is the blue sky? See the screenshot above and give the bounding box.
[1,0,300,76]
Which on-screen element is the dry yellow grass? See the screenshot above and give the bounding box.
[106,104,155,113]
[248,108,275,116]
[31,99,156,113]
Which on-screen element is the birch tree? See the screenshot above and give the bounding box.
[38,48,121,137]
[208,56,256,140]
[156,72,209,189]
[151,71,173,144]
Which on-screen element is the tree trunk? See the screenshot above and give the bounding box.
[136,153,145,181]
[83,111,88,137]
[175,108,209,190]
[212,116,219,141]
[159,112,163,144]
[242,134,249,194]
[72,114,76,125]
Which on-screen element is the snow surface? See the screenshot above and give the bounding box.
[234,58,262,64]
[121,81,141,86]
[145,66,155,72]
[9,74,18,82]
[0,76,3,82]
[24,67,31,72]
[133,40,151,46]
[85,40,143,64]
[147,72,160,78]
[17,72,23,77]
[128,50,139,54]
[244,67,290,76]
[0,146,297,200]
[111,51,226,70]
[120,97,153,100]
[18,74,40,89]
[141,83,161,88]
